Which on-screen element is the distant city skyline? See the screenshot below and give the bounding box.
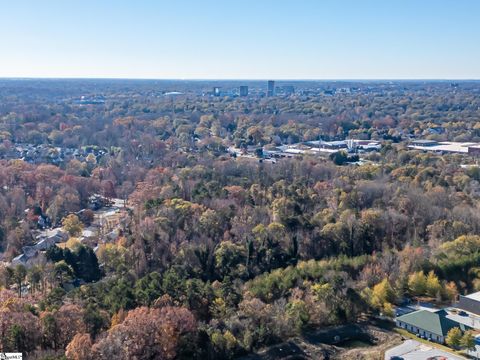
[1,0,480,79]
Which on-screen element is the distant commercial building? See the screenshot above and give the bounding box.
[267,80,275,97]
[352,140,382,151]
[213,87,221,96]
[239,86,248,96]
[74,95,105,105]
[283,85,295,95]
[410,139,439,147]
[408,140,480,154]
[304,139,381,154]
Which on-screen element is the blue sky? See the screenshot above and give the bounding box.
[0,0,479,79]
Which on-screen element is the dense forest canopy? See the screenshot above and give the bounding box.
[1,79,480,359]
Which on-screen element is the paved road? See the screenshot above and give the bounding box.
[385,339,466,360]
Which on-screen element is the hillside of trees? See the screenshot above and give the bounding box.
[1,80,480,359]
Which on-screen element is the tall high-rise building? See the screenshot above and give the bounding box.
[213,87,220,96]
[239,85,248,96]
[267,80,275,97]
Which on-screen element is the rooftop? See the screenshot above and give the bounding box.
[411,139,438,144]
[396,309,469,336]
[385,339,465,360]
[446,308,480,330]
[310,147,340,154]
[465,291,480,302]
[325,140,348,146]
[408,141,478,154]
[284,148,306,154]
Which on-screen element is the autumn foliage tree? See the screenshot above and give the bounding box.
[86,306,196,360]
[62,214,84,237]
[65,333,93,360]
[0,290,40,354]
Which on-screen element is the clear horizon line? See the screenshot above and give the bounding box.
[1,76,480,82]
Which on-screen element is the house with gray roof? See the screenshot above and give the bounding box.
[396,309,470,344]
[34,237,57,251]
[11,253,27,266]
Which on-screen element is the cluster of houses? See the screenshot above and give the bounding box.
[10,195,126,268]
[11,228,69,267]
[396,291,480,346]
[0,143,109,165]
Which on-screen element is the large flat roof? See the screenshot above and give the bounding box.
[446,309,480,330]
[411,139,438,144]
[408,141,478,154]
[465,291,480,302]
[310,147,340,154]
[385,339,465,360]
